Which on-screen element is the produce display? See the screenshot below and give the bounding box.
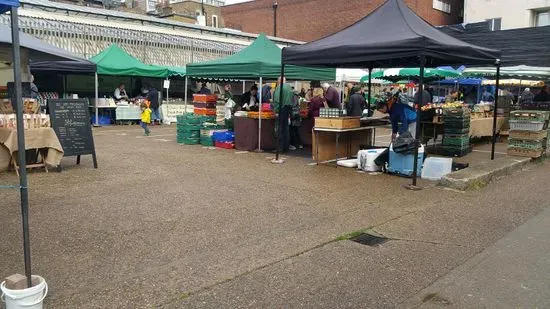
[508,110,549,158]
[0,113,51,129]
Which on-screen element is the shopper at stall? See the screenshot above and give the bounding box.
[445,90,459,103]
[481,87,495,102]
[114,83,129,102]
[261,83,272,103]
[413,86,432,107]
[308,88,326,118]
[223,83,235,130]
[147,86,160,125]
[322,82,341,108]
[346,86,366,117]
[376,99,417,140]
[534,85,550,102]
[199,83,211,95]
[273,77,294,152]
[241,85,259,111]
[519,88,535,105]
[289,93,303,150]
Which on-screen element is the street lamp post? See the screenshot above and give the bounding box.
[272,1,278,37]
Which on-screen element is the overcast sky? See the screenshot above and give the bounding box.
[224,0,250,5]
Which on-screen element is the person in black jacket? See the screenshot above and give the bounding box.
[346,86,366,117]
[534,85,550,103]
[241,85,259,111]
[146,86,160,125]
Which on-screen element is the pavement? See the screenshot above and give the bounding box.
[0,125,548,308]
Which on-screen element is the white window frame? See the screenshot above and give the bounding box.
[433,0,451,14]
[487,17,502,31]
[535,10,550,27]
[211,15,219,28]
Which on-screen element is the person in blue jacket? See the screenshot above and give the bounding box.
[376,97,417,141]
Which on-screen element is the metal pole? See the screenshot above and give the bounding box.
[273,1,278,37]
[491,61,501,160]
[166,79,169,100]
[258,77,263,151]
[367,67,372,116]
[242,80,245,93]
[275,64,285,161]
[94,72,99,126]
[184,76,188,113]
[11,7,32,288]
[410,56,425,189]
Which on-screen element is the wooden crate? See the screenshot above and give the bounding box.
[314,117,360,129]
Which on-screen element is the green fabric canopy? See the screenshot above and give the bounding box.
[186,34,335,80]
[167,66,186,78]
[90,44,168,78]
[360,68,460,82]
[462,65,550,79]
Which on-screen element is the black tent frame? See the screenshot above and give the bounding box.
[276,0,502,189]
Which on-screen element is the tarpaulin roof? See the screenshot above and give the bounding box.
[90,44,167,77]
[282,0,500,68]
[0,24,93,62]
[462,65,550,79]
[439,23,550,67]
[0,0,18,14]
[186,33,335,80]
[30,59,97,73]
[167,66,186,78]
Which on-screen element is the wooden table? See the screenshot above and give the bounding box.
[313,126,376,165]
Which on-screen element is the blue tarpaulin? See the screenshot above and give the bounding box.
[0,0,18,14]
[436,78,482,86]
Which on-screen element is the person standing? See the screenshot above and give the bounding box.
[534,85,550,102]
[308,88,326,118]
[140,102,152,136]
[322,82,341,108]
[241,85,259,111]
[519,88,535,105]
[289,93,303,150]
[147,86,160,125]
[114,83,129,102]
[273,77,294,152]
[199,82,211,95]
[346,86,366,117]
[261,83,272,103]
[481,87,495,102]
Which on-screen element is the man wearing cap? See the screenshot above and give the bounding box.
[322,83,341,108]
[376,96,417,141]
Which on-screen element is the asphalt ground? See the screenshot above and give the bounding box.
[0,125,547,308]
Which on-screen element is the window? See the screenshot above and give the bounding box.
[195,9,202,16]
[535,10,550,27]
[212,15,219,28]
[433,0,451,14]
[487,18,501,31]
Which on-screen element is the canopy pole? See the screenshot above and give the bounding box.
[257,77,263,152]
[491,61,501,160]
[367,67,373,116]
[408,56,425,190]
[184,76,188,112]
[166,79,169,100]
[11,7,32,288]
[242,80,245,93]
[94,72,99,126]
[275,64,285,162]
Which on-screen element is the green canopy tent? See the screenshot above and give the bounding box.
[360,68,460,82]
[89,44,169,125]
[186,34,336,151]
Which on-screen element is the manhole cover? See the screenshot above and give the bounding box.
[350,233,388,246]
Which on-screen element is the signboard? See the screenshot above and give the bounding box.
[161,103,192,124]
[48,99,98,168]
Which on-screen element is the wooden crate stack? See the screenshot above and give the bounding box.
[442,107,471,157]
[508,110,549,158]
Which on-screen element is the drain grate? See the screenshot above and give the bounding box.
[350,233,388,246]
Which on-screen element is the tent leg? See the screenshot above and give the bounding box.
[166,79,169,100]
[257,77,263,152]
[184,76,188,113]
[367,67,372,116]
[242,80,245,93]
[11,7,32,288]
[275,64,285,162]
[491,62,501,160]
[408,56,425,190]
[94,72,99,127]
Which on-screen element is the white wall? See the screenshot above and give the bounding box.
[464,0,550,29]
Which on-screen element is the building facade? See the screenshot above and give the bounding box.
[222,0,464,42]
[464,0,550,30]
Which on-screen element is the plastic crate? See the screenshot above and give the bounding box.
[177,130,200,139]
[215,141,235,149]
[509,120,548,131]
[509,130,548,141]
[510,110,550,121]
[508,138,547,150]
[200,136,214,146]
[177,124,201,131]
[444,127,470,134]
[442,107,470,117]
[442,134,469,147]
[507,147,544,158]
[177,137,200,145]
[193,102,217,109]
[194,108,217,116]
[192,94,217,103]
[212,130,234,142]
[441,146,472,157]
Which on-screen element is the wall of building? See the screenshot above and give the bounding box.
[464,0,550,29]
[222,0,464,42]
[169,1,224,27]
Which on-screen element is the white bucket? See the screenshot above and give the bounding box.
[1,276,48,309]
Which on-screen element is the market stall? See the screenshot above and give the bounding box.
[186,34,335,151]
[281,0,501,186]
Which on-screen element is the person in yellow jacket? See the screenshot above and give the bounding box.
[140,101,152,136]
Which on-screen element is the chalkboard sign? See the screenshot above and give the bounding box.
[48,99,98,168]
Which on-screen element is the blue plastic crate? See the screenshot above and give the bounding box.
[387,144,424,177]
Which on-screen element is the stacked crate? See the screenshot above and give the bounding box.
[176,114,201,145]
[508,110,549,158]
[442,107,471,157]
[200,122,225,146]
[193,94,217,116]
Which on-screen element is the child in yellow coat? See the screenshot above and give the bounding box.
[140,101,152,136]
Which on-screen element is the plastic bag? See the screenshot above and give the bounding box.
[392,132,417,154]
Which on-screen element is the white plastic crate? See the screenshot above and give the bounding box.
[509,120,548,131]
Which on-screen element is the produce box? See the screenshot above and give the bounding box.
[248,111,276,119]
[442,134,469,147]
[176,124,201,131]
[315,117,360,129]
[200,136,214,146]
[193,94,217,103]
[177,130,200,139]
[442,107,470,117]
[509,130,548,141]
[510,110,550,122]
[194,108,217,116]
[507,147,545,158]
[509,120,548,131]
[193,102,217,109]
[508,138,547,150]
[177,137,200,145]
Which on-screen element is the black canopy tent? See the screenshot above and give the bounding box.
[280,0,501,188]
[30,59,96,73]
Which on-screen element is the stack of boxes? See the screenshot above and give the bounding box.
[442,107,471,157]
[176,114,201,145]
[508,110,549,158]
[193,94,217,117]
[200,122,225,146]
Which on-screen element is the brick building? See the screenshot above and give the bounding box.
[222,0,464,42]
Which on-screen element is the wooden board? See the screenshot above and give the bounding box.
[312,128,373,162]
[314,117,360,129]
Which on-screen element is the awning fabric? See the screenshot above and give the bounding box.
[360,68,460,82]
[0,0,18,14]
[167,66,186,78]
[282,0,500,68]
[462,65,550,79]
[90,44,167,77]
[186,33,335,80]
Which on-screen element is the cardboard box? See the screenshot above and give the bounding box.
[314,117,360,129]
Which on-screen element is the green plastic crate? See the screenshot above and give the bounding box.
[508,138,547,150]
[177,131,200,139]
[177,137,200,145]
[177,124,201,131]
[444,127,470,134]
[200,136,214,146]
[443,134,470,147]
